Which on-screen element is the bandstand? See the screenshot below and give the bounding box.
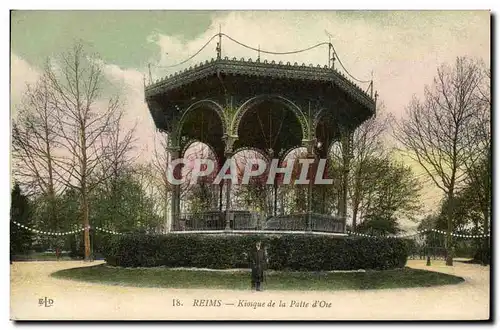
[145,33,377,233]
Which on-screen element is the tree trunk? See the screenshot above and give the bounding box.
[340,130,351,220]
[225,178,232,230]
[473,216,480,252]
[164,186,169,233]
[82,191,91,261]
[352,202,359,231]
[219,181,223,211]
[482,206,490,264]
[351,176,361,230]
[445,191,454,266]
[273,180,278,216]
[224,153,233,231]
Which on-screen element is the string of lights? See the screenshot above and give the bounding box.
[11,221,123,236]
[13,221,490,239]
[347,228,491,239]
[11,221,86,236]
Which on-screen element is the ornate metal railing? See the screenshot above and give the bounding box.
[172,211,345,233]
[263,213,345,233]
[172,210,262,231]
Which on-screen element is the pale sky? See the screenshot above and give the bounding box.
[10,10,491,226]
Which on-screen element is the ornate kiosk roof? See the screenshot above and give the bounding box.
[145,56,376,157]
[144,41,379,163]
[145,56,375,111]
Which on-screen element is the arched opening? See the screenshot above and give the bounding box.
[232,148,271,217]
[177,100,225,161]
[325,140,343,216]
[177,141,221,230]
[277,147,309,215]
[315,108,341,159]
[233,96,305,156]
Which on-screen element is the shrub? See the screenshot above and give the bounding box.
[103,233,408,270]
[473,244,491,265]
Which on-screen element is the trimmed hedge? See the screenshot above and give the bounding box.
[103,234,408,271]
[473,245,491,265]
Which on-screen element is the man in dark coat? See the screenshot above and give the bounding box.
[250,241,267,291]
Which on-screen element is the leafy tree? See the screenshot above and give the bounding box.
[434,160,491,264]
[356,214,401,236]
[10,183,33,258]
[354,159,421,236]
[434,195,474,234]
[366,159,422,221]
[185,179,218,214]
[90,169,163,232]
[27,187,82,255]
[417,213,439,231]
[348,156,421,230]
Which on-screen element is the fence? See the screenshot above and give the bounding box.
[171,211,346,233]
[348,228,490,261]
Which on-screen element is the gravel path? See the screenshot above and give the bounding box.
[10,259,489,320]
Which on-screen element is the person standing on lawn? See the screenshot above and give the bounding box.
[250,240,267,291]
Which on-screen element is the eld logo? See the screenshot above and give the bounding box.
[38,297,54,307]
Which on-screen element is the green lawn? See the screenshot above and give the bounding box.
[51,264,464,291]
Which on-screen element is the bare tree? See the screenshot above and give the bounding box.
[45,43,123,261]
[327,104,392,229]
[347,105,392,229]
[88,108,138,238]
[96,109,137,231]
[13,79,55,195]
[394,57,485,266]
[12,77,68,230]
[99,110,137,189]
[151,132,173,231]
